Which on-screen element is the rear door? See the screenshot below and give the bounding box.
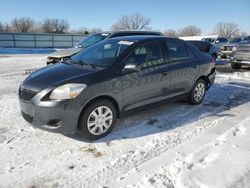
[165,39,199,96]
[120,41,171,111]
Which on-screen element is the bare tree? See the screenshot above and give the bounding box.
[42,18,69,33]
[214,22,240,38]
[111,14,151,31]
[71,27,89,34]
[11,17,35,32]
[0,22,10,32]
[164,29,178,37]
[241,31,248,37]
[178,25,201,37]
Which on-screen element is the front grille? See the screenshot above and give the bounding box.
[21,111,33,123]
[19,87,38,100]
[236,46,250,53]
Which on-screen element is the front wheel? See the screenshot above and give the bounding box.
[79,99,117,140]
[188,79,207,105]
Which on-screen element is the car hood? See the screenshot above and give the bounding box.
[22,63,97,92]
[47,48,83,58]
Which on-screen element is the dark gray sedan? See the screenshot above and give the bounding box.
[19,36,216,139]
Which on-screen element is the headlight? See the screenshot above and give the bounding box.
[232,47,237,51]
[49,83,87,100]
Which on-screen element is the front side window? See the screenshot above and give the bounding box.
[125,42,164,69]
[71,40,133,67]
[166,41,190,62]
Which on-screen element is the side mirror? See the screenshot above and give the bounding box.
[122,63,141,74]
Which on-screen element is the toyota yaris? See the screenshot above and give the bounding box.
[19,36,216,140]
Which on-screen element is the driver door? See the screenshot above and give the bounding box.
[120,41,172,111]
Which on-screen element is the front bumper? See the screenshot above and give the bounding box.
[19,96,82,134]
[231,60,250,66]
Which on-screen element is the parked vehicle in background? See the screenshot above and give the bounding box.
[46,31,164,65]
[219,37,248,59]
[202,37,228,45]
[231,40,250,69]
[179,35,218,41]
[19,36,215,139]
[187,40,218,60]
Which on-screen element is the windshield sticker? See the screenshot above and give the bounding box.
[118,41,134,45]
[101,33,109,36]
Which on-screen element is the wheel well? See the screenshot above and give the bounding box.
[197,76,210,89]
[77,95,120,128]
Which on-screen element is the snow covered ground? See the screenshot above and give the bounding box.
[0,52,250,188]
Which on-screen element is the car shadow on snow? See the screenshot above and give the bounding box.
[67,82,250,143]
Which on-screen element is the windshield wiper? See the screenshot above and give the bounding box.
[73,60,96,69]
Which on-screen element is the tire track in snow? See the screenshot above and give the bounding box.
[129,117,250,188]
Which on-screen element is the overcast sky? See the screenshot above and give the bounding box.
[1,0,250,34]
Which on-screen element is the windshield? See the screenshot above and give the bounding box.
[202,38,215,43]
[229,38,241,43]
[71,40,134,67]
[77,33,109,48]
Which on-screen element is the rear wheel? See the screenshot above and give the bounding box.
[79,99,117,140]
[188,79,207,105]
[231,63,241,69]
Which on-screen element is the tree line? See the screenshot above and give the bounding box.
[0,14,248,38]
[0,17,102,34]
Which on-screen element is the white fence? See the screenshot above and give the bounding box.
[0,32,87,48]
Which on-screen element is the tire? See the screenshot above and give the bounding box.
[231,63,241,69]
[78,99,117,140]
[188,79,207,105]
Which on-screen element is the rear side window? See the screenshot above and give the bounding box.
[166,41,190,62]
[187,47,195,58]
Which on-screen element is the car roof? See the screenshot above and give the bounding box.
[98,30,164,37]
[105,35,179,43]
